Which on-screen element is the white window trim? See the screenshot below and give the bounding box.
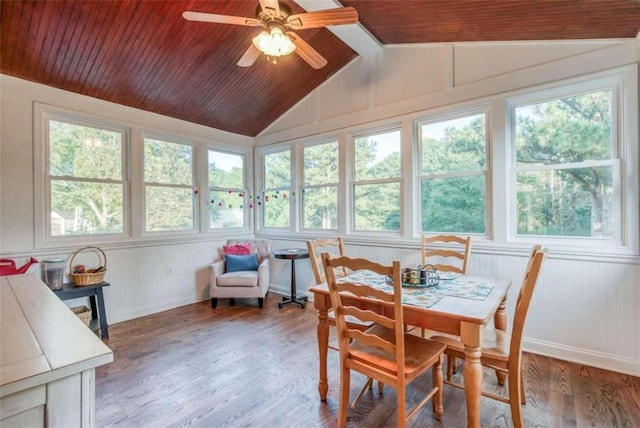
[34,104,131,248]
[141,133,198,236]
[206,147,251,233]
[299,139,340,232]
[256,144,295,233]
[506,66,638,254]
[34,103,254,250]
[414,107,492,238]
[348,126,404,236]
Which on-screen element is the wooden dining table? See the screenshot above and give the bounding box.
[310,273,512,428]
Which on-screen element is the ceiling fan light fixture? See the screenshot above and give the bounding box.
[252,27,296,58]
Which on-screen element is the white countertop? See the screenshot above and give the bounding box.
[0,274,113,398]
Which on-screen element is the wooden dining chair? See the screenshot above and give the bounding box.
[306,238,379,405]
[307,237,348,285]
[308,238,374,348]
[417,234,472,337]
[421,234,472,274]
[430,245,547,428]
[438,244,544,384]
[322,253,446,428]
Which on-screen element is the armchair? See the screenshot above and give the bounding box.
[210,239,271,309]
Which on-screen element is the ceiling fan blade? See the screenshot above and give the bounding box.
[286,6,358,30]
[237,44,261,67]
[259,0,281,18]
[288,32,327,69]
[182,11,261,27]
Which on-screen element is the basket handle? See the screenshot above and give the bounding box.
[68,246,107,272]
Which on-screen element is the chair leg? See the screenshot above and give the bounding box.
[446,354,455,381]
[378,381,384,395]
[258,298,264,309]
[338,364,350,428]
[496,369,507,385]
[433,355,444,420]
[351,378,373,409]
[520,371,526,405]
[211,298,218,309]
[508,366,524,428]
[229,298,236,306]
[397,381,407,428]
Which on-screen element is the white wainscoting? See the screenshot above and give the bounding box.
[97,241,224,324]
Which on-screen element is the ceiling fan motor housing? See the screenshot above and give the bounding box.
[255,1,292,23]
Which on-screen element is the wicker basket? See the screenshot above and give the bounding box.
[71,305,91,326]
[69,246,107,286]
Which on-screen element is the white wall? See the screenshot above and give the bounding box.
[258,40,640,377]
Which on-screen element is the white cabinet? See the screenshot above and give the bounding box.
[0,275,113,428]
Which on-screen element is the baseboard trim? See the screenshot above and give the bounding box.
[523,338,639,377]
[109,296,200,324]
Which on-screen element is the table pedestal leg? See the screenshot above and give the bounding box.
[461,322,483,428]
[279,258,308,308]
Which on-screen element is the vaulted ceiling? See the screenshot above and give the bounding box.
[2,1,639,137]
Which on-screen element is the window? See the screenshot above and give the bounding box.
[417,113,488,234]
[262,149,291,228]
[143,137,195,232]
[302,141,338,230]
[351,129,401,232]
[512,89,618,239]
[208,150,246,229]
[46,117,126,237]
[254,67,636,254]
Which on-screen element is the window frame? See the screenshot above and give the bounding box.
[506,73,632,249]
[258,145,294,232]
[206,147,249,232]
[299,139,340,232]
[414,108,491,237]
[141,133,198,235]
[348,126,404,235]
[35,106,130,247]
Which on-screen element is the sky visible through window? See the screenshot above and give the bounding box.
[358,130,400,162]
[422,116,478,140]
[210,151,242,172]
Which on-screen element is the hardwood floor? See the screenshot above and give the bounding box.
[96,294,640,427]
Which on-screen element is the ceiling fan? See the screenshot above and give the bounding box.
[182,0,358,69]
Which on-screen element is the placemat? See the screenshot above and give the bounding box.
[338,270,494,308]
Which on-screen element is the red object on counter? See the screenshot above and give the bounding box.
[0,257,38,276]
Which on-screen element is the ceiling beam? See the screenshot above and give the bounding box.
[294,0,383,57]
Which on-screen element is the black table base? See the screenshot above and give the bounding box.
[279,294,308,308]
[274,249,310,309]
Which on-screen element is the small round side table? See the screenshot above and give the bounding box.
[274,248,310,308]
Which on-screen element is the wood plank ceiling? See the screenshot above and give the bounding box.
[342,0,640,43]
[0,0,357,136]
[2,1,639,137]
